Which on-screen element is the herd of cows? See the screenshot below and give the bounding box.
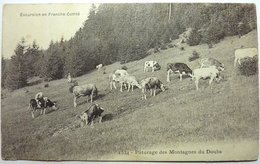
[27,47,258,126]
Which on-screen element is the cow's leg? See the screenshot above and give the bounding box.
[43,108,46,115]
[238,59,241,65]
[31,110,35,118]
[131,85,134,92]
[180,73,183,81]
[74,96,77,107]
[127,83,131,92]
[167,70,171,82]
[195,79,199,90]
[113,81,117,89]
[142,88,146,100]
[209,76,214,88]
[120,82,123,92]
[234,58,237,67]
[90,94,93,103]
[153,86,157,96]
[99,116,102,123]
[110,81,113,89]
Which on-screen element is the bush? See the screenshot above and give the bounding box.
[186,28,202,46]
[238,56,258,76]
[121,65,128,70]
[168,44,174,48]
[189,50,200,62]
[160,44,167,50]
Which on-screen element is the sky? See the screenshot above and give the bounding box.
[2,3,99,59]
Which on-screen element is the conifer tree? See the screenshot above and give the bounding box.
[4,38,28,90]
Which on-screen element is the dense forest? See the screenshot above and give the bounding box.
[2,3,257,90]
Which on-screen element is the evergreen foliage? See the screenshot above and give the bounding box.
[2,3,257,90]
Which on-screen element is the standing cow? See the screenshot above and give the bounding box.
[166,63,193,82]
[109,69,129,92]
[27,97,58,118]
[69,83,98,107]
[140,77,165,100]
[78,103,104,126]
[192,67,221,90]
[234,48,258,67]
[144,61,161,72]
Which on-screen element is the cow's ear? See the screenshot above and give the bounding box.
[100,107,104,110]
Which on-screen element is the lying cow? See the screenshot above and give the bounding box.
[167,63,193,82]
[140,77,165,100]
[144,61,161,72]
[69,83,98,107]
[78,103,104,126]
[234,48,258,67]
[192,67,221,90]
[200,58,224,71]
[96,64,103,71]
[109,69,129,92]
[27,97,58,118]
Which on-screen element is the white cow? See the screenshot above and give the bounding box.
[123,75,141,92]
[192,67,221,90]
[234,48,258,67]
[96,64,103,71]
[109,70,129,92]
[144,61,161,72]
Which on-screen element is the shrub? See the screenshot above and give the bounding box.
[238,56,258,76]
[121,65,128,70]
[160,44,167,50]
[168,44,174,48]
[189,50,200,62]
[186,28,202,46]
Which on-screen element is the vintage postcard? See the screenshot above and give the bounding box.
[1,2,259,162]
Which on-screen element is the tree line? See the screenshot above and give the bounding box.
[2,3,257,90]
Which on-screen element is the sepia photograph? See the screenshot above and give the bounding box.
[1,1,259,163]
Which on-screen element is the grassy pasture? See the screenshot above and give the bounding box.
[1,30,259,161]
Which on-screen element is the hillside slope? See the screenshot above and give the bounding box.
[1,30,258,161]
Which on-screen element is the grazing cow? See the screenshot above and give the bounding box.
[234,48,258,67]
[123,75,141,92]
[167,63,193,82]
[109,70,129,92]
[27,97,58,118]
[69,83,98,107]
[67,73,72,83]
[200,58,225,71]
[78,103,104,126]
[192,67,221,90]
[144,61,161,72]
[140,77,165,100]
[96,64,103,71]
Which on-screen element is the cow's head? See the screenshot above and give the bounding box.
[160,82,166,91]
[218,64,225,71]
[154,62,161,70]
[95,104,104,114]
[78,112,88,125]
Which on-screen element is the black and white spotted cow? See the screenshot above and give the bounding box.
[166,63,193,82]
[144,61,161,72]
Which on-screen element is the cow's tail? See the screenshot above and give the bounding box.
[94,86,98,97]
